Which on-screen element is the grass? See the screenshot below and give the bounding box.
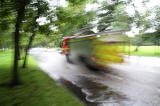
[0,50,83,106]
[129,46,160,57]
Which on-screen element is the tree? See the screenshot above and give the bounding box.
[111,3,132,30]
[0,0,15,49]
[131,3,160,47]
[22,0,50,68]
[154,6,160,41]
[97,0,124,31]
[11,0,31,85]
[0,0,14,32]
[55,0,96,36]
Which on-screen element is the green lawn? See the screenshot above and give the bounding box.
[0,50,83,106]
[129,46,160,57]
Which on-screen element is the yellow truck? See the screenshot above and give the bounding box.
[61,30,130,70]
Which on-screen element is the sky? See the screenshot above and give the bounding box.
[44,0,160,37]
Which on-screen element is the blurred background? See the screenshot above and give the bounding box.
[0,0,160,106]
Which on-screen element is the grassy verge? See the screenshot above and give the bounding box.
[0,50,83,106]
[129,46,160,57]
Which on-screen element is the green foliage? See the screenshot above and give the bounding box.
[67,0,87,6]
[22,0,50,33]
[55,3,96,36]
[131,34,143,46]
[155,6,160,33]
[67,0,97,7]
[0,0,97,48]
[131,32,160,46]
[0,0,15,31]
[0,0,15,49]
[32,34,61,47]
[133,10,151,32]
[111,4,132,30]
[97,0,130,31]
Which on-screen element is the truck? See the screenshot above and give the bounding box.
[61,30,130,70]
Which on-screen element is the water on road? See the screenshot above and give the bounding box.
[30,48,160,106]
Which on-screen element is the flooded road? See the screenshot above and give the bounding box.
[30,48,160,106]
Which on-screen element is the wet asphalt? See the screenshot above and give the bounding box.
[30,48,160,106]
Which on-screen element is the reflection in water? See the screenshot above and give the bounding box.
[60,76,133,106]
[60,78,98,106]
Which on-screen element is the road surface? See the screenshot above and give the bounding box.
[30,48,160,106]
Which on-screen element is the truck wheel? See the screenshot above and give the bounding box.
[78,56,99,71]
[66,54,73,64]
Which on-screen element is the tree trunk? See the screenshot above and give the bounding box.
[12,3,27,85]
[22,7,40,68]
[22,30,36,68]
[17,46,21,60]
[134,46,139,52]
